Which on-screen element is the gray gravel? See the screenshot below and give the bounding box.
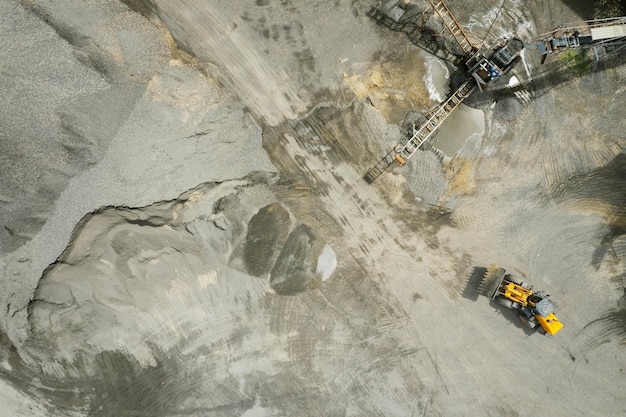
[1,0,274,354]
[1,0,625,416]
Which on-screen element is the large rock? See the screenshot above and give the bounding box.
[269,224,327,295]
[244,203,292,277]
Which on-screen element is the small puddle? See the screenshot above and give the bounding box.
[434,104,485,156]
[421,51,485,156]
[422,52,450,103]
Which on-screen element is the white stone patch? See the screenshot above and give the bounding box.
[508,75,520,88]
[198,270,218,288]
[483,144,497,156]
[422,53,450,103]
[316,244,337,281]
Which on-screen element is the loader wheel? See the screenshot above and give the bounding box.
[519,314,538,329]
[536,326,550,336]
[496,297,519,310]
[479,264,506,298]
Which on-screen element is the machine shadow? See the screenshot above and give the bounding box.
[489,300,537,336]
[461,266,485,302]
[463,266,539,337]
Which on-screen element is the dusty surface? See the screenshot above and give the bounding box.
[1,0,625,416]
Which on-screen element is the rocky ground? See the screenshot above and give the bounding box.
[1,0,625,416]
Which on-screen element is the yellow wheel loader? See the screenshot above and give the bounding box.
[479,264,564,336]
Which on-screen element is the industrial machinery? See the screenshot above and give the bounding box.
[364,0,626,183]
[535,16,626,63]
[479,264,564,336]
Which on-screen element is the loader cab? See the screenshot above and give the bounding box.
[531,295,564,336]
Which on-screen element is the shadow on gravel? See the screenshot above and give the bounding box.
[366,5,462,64]
[548,153,626,343]
[489,301,538,337]
[561,0,626,20]
[467,51,626,110]
[461,267,485,302]
[462,267,539,336]
[560,0,595,20]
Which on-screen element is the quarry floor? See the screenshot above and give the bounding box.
[0,1,625,416]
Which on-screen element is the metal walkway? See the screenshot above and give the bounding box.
[364,78,475,183]
[428,0,477,55]
[536,16,626,62]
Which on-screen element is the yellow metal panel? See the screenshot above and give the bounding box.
[536,312,564,335]
[502,282,531,305]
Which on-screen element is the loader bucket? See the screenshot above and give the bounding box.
[479,264,506,299]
